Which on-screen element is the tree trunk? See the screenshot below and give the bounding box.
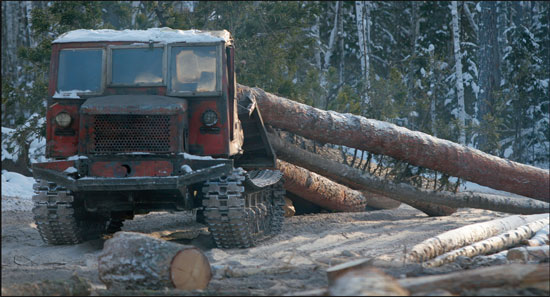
[238,84,549,202]
[267,130,548,216]
[397,263,549,294]
[98,231,211,291]
[450,1,467,144]
[407,214,549,262]
[276,160,367,212]
[424,218,549,267]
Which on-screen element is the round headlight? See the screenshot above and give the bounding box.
[55,112,72,128]
[201,110,218,126]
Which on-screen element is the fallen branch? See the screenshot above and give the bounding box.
[408,214,549,262]
[268,131,549,216]
[424,218,549,267]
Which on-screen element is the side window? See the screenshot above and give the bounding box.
[170,46,218,93]
[57,49,103,94]
[111,47,164,85]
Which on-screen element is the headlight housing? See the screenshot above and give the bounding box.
[201,110,218,126]
[55,112,72,128]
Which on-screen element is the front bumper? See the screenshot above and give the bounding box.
[32,155,233,192]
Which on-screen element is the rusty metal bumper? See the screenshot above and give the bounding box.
[32,157,233,192]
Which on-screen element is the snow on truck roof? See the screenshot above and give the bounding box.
[53,27,232,44]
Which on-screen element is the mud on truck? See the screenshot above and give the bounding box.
[32,28,285,249]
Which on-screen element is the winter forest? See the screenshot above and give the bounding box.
[2,1,549,171]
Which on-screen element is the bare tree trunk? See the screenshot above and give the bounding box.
[451,1,467,144]
[407,214,549,262]
[424,218,549,267]
[277,160,367,212]
[267,130,548,216]
[98,232,211,291]
[238,84,550,202]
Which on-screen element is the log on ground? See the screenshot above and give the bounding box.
[98,231,211,290]
[268,131,548,216]
[239,84,549,202]
[507,245,550,262]
[277,160,367,212]
[424,218,549,267]
[523,225,549,247]
[396,263,550,294]
[408,214,549,262]
[328,266,409,296]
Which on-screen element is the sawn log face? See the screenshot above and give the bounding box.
[238,84,549,202]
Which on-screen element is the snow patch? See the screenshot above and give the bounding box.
[53,90,92,99]
[53,28,231,44]
[2,170,35,211]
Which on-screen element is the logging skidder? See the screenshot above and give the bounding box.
[30,28,285,249]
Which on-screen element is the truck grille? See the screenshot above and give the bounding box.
[90,115,172,153]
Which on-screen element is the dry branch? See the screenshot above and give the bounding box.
[268,131,549,215]
[424,218,549,267]
[239,84,549,202]
[98,231,211,291]
[396,263,550,294]
[408,214,549,262]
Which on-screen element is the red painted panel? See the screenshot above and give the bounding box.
[90,160,173,177]
[188,100,229,156]
[34,160,75,172]
[47,103,80,157]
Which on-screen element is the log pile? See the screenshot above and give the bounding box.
[318,217,550,296]
[234,84,549,217]
[239,84,549,202]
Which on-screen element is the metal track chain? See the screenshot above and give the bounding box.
[32,180,106,245]
[202,168,285,248]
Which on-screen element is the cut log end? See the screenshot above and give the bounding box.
[170,249,212,290]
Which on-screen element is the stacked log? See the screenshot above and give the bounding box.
[238,84,549,202]
[407,214,549,262]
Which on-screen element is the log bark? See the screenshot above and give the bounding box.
[507,245,550,262]
[408,214,549,262]
[98,231,211,290]
[0,274,91,296]
[277,160,367,212]
[396,263,550,294]
[524,225,549,247]
[268,130,549,215]
[328,267,409,296]
[239,84,549,202]
[424,218,549,267]
[326,258,373,286]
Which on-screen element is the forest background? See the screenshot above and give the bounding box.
[2,1,549,173]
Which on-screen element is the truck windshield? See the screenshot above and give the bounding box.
[111,47,164,85]
[57,49,102,93]
[170,46,218,93]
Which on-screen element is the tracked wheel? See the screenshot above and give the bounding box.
[32,180,109,245]
[202,168,285,248]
